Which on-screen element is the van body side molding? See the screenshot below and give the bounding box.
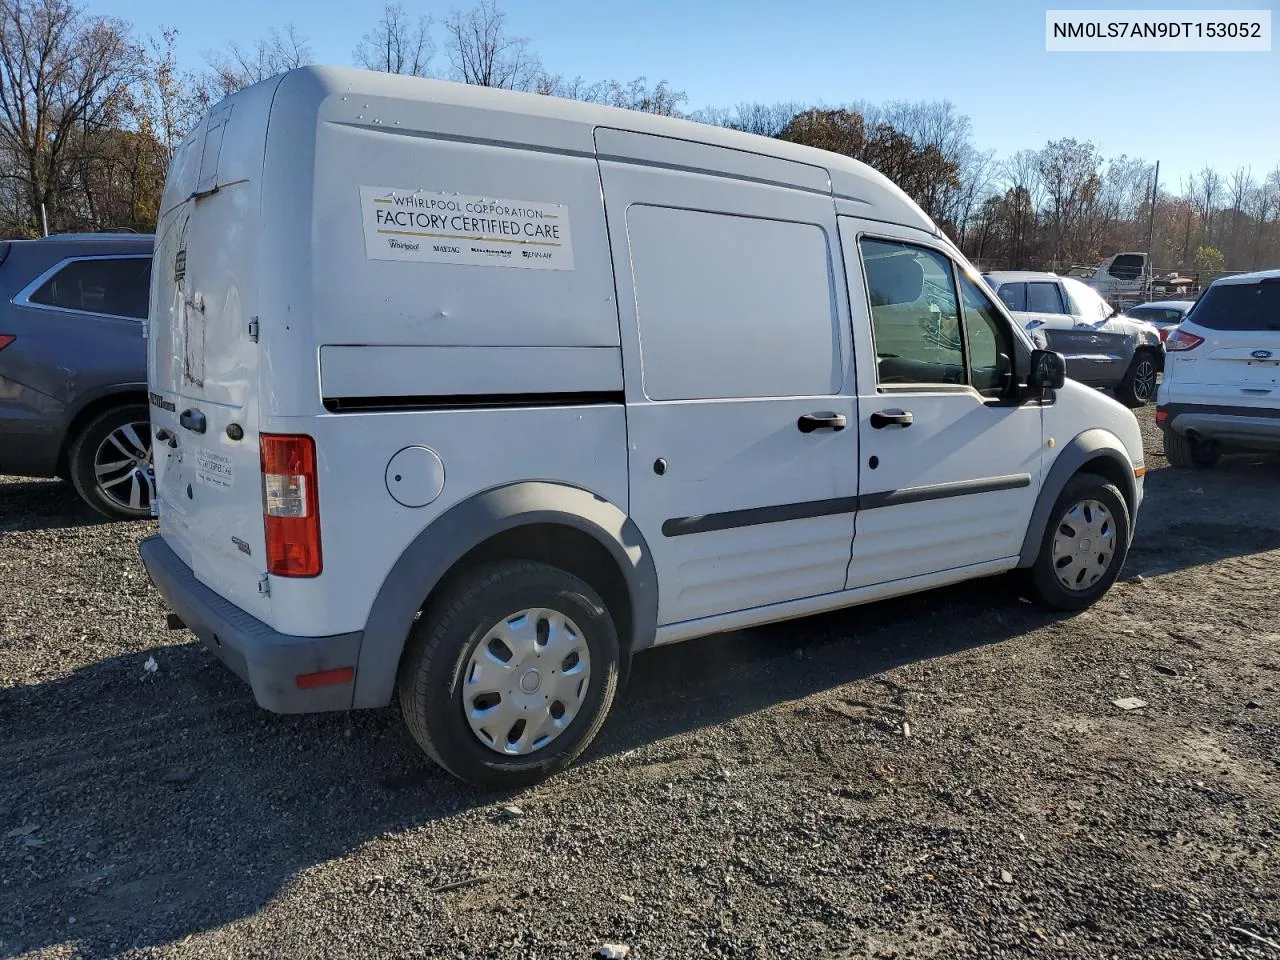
[352,482,658,709]
[662,474,1032,537]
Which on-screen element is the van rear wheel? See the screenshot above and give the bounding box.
[1027,473,1131,612]
[397,561,620,790]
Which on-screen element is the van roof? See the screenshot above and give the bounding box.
[268,66,941,238]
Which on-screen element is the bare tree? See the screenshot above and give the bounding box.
[1194,165,1222,248]
[692,101,804,137]
[441,0,540,90]
[0,0,142,235]
[140,27,209,158]
[206,23,311,97]
[354,3,433,77]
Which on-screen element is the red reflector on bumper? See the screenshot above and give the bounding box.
[296,667,355,689]
[1155,409,1168,423]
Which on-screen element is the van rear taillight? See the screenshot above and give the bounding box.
[0,335,15,351]
[260,434,322,577]
[1165,329,1204,352]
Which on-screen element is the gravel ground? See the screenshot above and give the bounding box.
[2,405,1279,960]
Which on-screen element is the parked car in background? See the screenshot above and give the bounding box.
[0,233,154,519]
[983,271,1164,407]
[1157,270,1280,468]
[1123,299,1196,342]
[1077,251,1152,306]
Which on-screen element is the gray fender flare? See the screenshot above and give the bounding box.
[1016,428,1138,567]
[352,481,658,709]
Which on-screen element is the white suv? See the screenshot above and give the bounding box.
[1157,270,1280,468]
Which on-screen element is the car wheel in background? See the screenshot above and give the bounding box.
[1163,431,1221,469]
[68,404,154,520]
[1115,350,1159,408]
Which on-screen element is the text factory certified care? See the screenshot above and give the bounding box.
[360,187,575,271]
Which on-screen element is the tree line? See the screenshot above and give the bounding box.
[2,0,1278,278]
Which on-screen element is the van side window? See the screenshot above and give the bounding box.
[628,206,839,400]
[958,275,1015,396]
[28,256,152,320]
[858,238,964,387]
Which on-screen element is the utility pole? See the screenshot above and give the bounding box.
[1146,161,1159,255]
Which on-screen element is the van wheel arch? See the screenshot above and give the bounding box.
[1017,429,1137,569]
[354,483,658,710]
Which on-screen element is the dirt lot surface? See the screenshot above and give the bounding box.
[2,406,1279,960]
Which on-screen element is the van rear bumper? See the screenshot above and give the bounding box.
[138,535,362,713]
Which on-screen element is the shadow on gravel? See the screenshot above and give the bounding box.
[1,574,1051,956]
[0,478,118,533]
[4,452,1280,954]
[1124,455,1280,581]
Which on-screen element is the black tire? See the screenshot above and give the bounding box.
[68,404,153,521]
[1163,430,1221,469]
[397,561,620,790]
[1028,473,1131,612]
[1115,349,1159,408]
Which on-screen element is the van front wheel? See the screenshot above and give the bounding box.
[1027,473,1131,612]
[397,561,620,790]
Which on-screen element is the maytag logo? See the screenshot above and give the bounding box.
[1251,350,1273,359]
[149,391,176,412]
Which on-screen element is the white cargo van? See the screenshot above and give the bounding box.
[139,67,1146,789]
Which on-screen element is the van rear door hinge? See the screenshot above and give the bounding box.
[257,573,271,597]
[248,317,259,342]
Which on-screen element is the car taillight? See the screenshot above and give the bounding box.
[0,334,15,351]
[260,433,321,577]
[1158,327,1169,342]
[1165,329,1204,352]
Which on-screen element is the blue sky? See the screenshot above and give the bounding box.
[109,0,1278,186]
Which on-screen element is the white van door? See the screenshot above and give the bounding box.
[148,97,274,618]
[597,131,858,626]
[839,218,1044,588]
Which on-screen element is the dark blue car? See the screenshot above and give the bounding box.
[0,233,154,519]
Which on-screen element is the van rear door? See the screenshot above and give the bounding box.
[148,90,279,619]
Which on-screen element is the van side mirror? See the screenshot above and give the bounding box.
[1028,349,1066,390]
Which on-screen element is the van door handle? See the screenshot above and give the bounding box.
[797,412,847,433]
[179,409,206,434]
[870,409,913,429]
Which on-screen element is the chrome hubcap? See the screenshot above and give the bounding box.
[463,608,591,755]
[1133,359,1156,401]
[94,421,154,512]
[1052,498,1116,591]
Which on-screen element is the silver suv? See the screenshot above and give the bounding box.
[983,271,1164,407]
[0,233,154,519]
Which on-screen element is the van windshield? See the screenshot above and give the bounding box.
[1188,281,1280,331]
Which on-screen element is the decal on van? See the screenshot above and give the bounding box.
[194,448,234,490]
[359,186,575,271]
